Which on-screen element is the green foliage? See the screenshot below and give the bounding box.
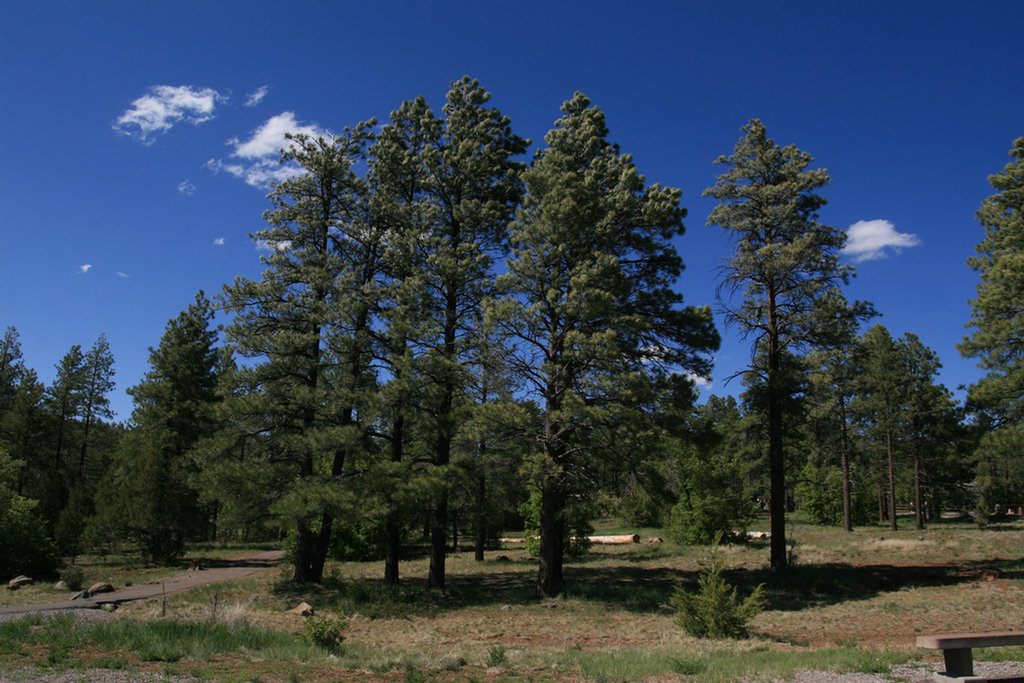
[485,645,509,667]
[669,396,756,545]
[302,614,349,652]
[795,463,872,527]
[518,482,593,558]
[705,119,869,571]
[492,92,718,595]
[0,448,58,578]
[961,137,1024,426]
[60,565,85,591]
[91,293,222,565]
[672,538,765,639]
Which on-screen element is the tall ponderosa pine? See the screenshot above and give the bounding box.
[220,125,376,583]
[704,119,866,573]
[853,324,906,531]
[493,93,718,597]
[961,137,1024,483]
[374,77,527,589]
[96,293,223,562]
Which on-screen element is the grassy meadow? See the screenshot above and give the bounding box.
[3,517,1024,682]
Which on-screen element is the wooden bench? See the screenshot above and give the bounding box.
[917,632,1024,682]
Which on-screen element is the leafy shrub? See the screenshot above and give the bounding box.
[61,565,85,591]
[302,614,349,651]
[672,536,764,639]
[0,450,59,578]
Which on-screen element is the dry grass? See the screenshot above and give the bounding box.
[6,517,1024,682]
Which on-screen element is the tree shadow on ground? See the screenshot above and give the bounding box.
[559,556,1024,614]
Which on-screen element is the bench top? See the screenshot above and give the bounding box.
[917,632,1024,650]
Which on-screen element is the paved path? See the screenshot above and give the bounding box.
[0,549,284,616]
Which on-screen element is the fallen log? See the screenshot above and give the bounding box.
[498,534,640,545]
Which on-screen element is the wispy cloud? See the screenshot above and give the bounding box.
[114,85,225,143]
[842,219,921,262]
[207,112,326,188]
[178,180,196,195]
[256,238,292,252]
[79,264,92,274]
[245,85,270,107]
[117,272,130,279]
[213,237,226,246]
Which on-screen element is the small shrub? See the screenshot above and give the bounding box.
[302,614,349,651]
[61,565,85,591]
[486,645,508,667]
[671,536,764,639]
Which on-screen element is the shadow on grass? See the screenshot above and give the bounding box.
[324,555,1024,616]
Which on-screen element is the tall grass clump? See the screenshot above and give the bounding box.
[672,536,764,639]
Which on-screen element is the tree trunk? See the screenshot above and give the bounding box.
[766,317,787,574]
[838,396,853,532]
[914,449,924,531]
[474,474,486,562]
[384,520,401,585]
[293,519,315,583]
[886,421,898,532]
[538,478,566,597]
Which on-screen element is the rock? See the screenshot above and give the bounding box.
[54,580,70,591]
[500,604,513,612]
[289,601,315,617]
[496,555,511,562]
[101,603,118,612]
[7,575,33,590]
[87,582,115,595]
[70,590,88,600]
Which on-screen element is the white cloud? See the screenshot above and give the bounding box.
[231,112,323,159]
[842,219,921,262]
[79,264,92,274]
[213,237,226,246]
[117,272,130,279]
[207,112,327,188]
[245,85,270,107]
[178,180,196,195]
[683,372,712,390]
[114,85,225,142]
[256,239,292,252]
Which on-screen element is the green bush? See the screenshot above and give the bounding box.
[0,450,59,578]
[302,614,349,651]
[671,536,764,639]
[60,565,85,591]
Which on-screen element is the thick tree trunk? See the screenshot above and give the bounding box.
[293,519,315,584]
[538,478,566,597]
[766,317,787,574]
[429,497,448,589]
[384,520,401,585]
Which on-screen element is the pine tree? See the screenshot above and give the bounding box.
[220,124,376,583]
[94,293,222,562]
[704,119,867,573]
[961,137,1024,423]
[492,93,718,596]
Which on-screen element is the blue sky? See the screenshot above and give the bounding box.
[2,1,1021,421]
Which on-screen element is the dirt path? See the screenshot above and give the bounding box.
[0,549,284,617]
